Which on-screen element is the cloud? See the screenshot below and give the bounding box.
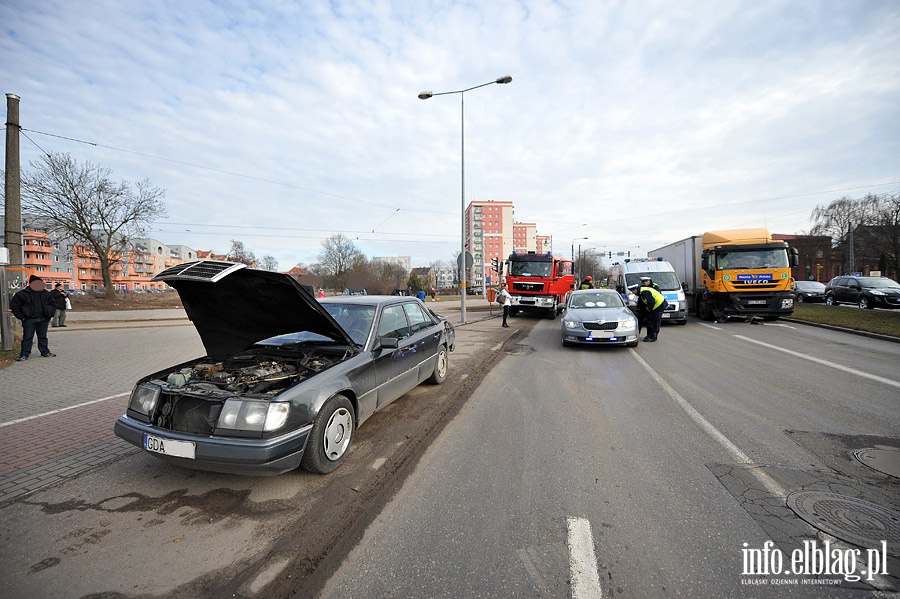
[2,0,898,267]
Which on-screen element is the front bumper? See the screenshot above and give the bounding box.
[511,295,556,309]
[562,324,638,345]
[720,292,795,316]
[114,415,312,476]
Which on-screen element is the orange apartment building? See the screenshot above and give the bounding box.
[15,227,197,292]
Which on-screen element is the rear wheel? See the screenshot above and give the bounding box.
[699,296,714,321]
[301,395,355,474]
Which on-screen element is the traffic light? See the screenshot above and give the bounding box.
[491,257,500,273]
[608,251,612,259]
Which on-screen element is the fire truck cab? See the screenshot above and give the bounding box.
[505,251,576,319]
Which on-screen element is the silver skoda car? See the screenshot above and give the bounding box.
[561,289,639,347]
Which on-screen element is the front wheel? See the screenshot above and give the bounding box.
[859,297,873,309]
[797,295,805,303]
[426,345,448,384]
[825,295,836,306]
[301,395,355,474]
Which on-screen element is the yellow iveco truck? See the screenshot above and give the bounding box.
[652,228,799,321]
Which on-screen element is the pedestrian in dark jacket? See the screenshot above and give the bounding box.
[631,280,668,342]
[10,275,58,360]
[50,283,69,327]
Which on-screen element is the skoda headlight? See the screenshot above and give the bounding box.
[617,317,637,330]
[218,400,291,432]
[564,319,580,329]
[128,383,161,416]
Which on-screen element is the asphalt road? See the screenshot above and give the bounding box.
[319,317,900,598]
[1,312,898,598]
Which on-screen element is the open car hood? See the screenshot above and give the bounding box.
[153,260,354,360]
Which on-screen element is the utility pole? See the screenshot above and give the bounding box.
[3,93,22,350]
[5,93,23,268]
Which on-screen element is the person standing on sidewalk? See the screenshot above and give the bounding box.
[10,275,58,360]
[50,283,70,327]
[497,284,512,327]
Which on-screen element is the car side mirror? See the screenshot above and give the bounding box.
[377,337,399,350]
[681,282,688,291]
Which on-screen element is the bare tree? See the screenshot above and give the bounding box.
[869,193,900,278]
[226,239,257,266]
[21,153,166,295]
[317,234,363,289]
[259,255,279,272]
[809,195,878,272]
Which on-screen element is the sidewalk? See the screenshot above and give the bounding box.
[0,303,506,505]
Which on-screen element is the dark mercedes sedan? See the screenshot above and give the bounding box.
[114,260,454,475]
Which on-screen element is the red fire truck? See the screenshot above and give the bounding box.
[505,251,576,319]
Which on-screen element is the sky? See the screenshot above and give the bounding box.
[2,0,899,270]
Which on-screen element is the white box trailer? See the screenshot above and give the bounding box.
[651,236,703,301]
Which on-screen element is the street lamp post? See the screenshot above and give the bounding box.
[419,75,512,323]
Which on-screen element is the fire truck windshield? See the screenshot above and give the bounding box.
[509,261,552,277]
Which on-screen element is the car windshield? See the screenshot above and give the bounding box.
[795,281,825,290]
[323,303,377,345]
[508,260,552,277]
[570,292,624,309]
[624,272,681,290]
[715,249,789,269]
[859,277,900,289]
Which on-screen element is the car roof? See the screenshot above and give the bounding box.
[319,295,421,307]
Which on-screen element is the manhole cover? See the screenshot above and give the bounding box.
[786,491,900,556]
[854,448,900,480]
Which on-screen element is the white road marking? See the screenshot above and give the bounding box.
[567,516,603,599]
[697,322,722,331]
[734,335,900,390]
[0,393,128,428]
[631,349,898,591]
[629,351,785,498]
[763,323,796,329]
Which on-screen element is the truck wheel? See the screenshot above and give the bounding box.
[699,297,714,321]
[509,307,519,317]
[545,308,556,319]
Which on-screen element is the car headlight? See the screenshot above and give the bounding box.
[217,400,291,432]
[128,383,161,416]
[617,318,637,330]
[564,319,580,328]
[870,290,885,296]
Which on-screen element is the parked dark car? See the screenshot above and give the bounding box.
[792,280,826,303]
[114,260,455,475]
[824,275,900,309]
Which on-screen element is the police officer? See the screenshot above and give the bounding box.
[640,276,661,292]
[634,279,667,342]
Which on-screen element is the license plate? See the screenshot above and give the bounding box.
[747,300,766,305]
[143,434,196,459]
[662,313,670,318]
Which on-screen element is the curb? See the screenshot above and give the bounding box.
[781,317,900,344]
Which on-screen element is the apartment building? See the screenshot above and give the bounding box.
[465,200,514,288]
